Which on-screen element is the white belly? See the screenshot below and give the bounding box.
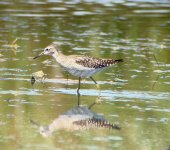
[64,67,104,77]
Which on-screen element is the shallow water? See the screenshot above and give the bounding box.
[0,0,170,150]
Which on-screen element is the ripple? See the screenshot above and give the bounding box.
[134,10,170,13]
[145,107,170,113]
[0,89,42,96]
[160,118,169,124]
[93,136,123,142]
[73,11,95,16]
[50,88,170,101]
[11,14,64,17]
[0,68,28,72]
[48,7,68,11]
[45,78,126,85]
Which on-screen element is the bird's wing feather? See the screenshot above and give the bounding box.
[75,55,123,69]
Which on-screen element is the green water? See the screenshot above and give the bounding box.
[0,0,170,150]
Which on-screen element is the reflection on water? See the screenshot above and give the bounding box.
[0,0,170,149]
[31,104,120,137]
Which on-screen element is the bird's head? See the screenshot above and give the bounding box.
[33,43,60,59]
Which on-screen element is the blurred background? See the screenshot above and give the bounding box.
[0,0,170,150]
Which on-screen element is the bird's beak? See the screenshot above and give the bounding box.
[33,52,44,59]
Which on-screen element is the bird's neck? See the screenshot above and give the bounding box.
[52,51,63,59]
[52,52,67,64]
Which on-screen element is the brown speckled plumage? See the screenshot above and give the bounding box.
[75,56,123,69]
[73,117,121,130]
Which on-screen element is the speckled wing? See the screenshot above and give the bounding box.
[73,117,121,130]
[75,55,123,69]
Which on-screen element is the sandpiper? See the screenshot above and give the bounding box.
[34,43,123,105]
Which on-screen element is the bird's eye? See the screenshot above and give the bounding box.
[45,48,49,51]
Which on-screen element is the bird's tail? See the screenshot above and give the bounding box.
[97,58,123,68]
[114,59,123,63]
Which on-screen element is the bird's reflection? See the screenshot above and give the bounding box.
[31,103,120,137]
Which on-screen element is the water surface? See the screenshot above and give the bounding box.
[0,0,170,150]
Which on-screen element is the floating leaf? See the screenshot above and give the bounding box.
[11,38,19,55]
[12,38,18,45]
[3,38,19,55]
[0,53,3,57]
[32,70,45,78]
[32,70,46,82]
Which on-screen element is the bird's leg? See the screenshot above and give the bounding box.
[90,77,102,104]
[88,102,97,109]
[90,76,97,84]
[77,77,81,106]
